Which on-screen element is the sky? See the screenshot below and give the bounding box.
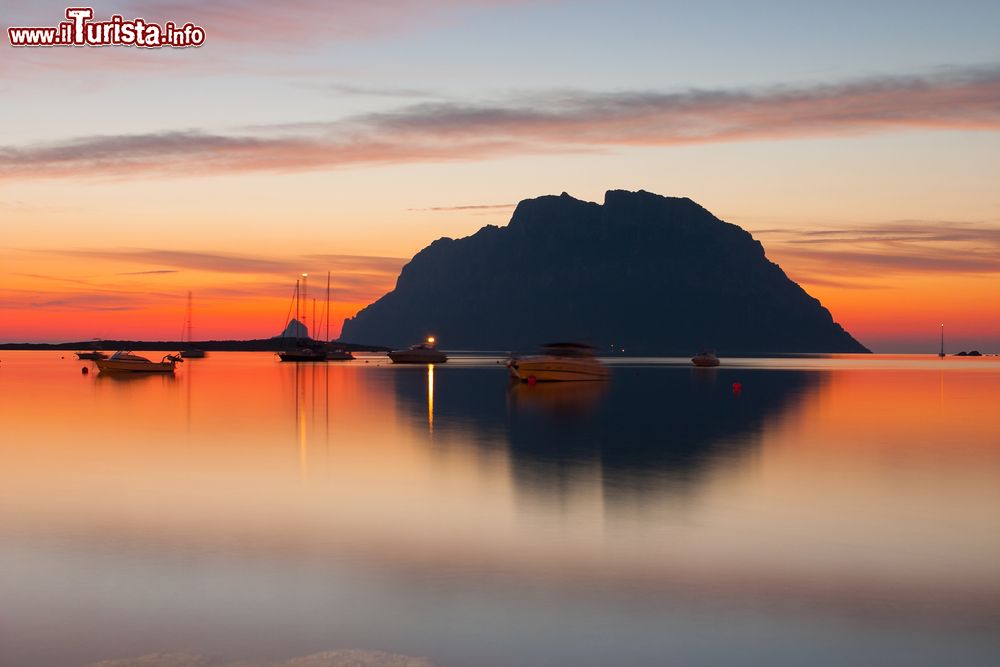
[1,0,998,351]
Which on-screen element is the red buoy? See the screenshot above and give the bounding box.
[528,375,537,386]
[81,367,89,375]
[732,381,741,394]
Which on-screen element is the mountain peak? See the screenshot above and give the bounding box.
[341,190,868,354]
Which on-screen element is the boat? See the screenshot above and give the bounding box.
[278,346,329,362]
[507,343,609,382]
[691,349,720,367]
[180,292,207,358]
[76,339,107,360]
[278,274,329,363]
[326,348,355,361]
[322,272,353,361]
[96,351,183,373]
[388,337,448,364]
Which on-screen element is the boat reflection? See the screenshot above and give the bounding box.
[508,378,607,414]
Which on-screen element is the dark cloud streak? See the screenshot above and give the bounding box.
[1,66,998,180]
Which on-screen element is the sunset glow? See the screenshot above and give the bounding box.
[2,1,998,351]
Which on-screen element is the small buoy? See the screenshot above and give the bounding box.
[81,367,89,375]
[528,375,537,386]
[732,381,741,394]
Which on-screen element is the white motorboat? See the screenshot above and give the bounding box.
[691,349,720,367]
[507,343,609,382]
[96,351,183,373]
[388,337,447,364]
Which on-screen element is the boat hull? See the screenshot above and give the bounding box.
[278,350,328,362]
[388,351,447,364]
[76,352,107,360]
[691,356,720,367]
[508,357,609,382]
[96,359,177,373]
[180,349,206,359]
[326,350,355,361]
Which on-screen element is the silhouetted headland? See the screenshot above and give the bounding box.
[341,189,869,354]
[0,336,389,353]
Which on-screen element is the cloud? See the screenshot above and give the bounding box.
[83,649,436,667]
[51,248,306,274]
[10,249,407,307]
[408,203,516,212]
[1,66,998,181]
[753,220,1000,285]
[322,83,440,99]
[0,289,157,312]
[117,269,180,275]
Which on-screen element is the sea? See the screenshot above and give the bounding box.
[1,351,998,667]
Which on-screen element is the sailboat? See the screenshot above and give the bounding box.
[324,271,354,361]
[180,292,207,358]
[278,275,327,362]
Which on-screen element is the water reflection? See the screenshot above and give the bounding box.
[2,353,999,667]
[390,365,820,499]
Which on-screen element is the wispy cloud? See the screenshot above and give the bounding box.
[53,248,304,274]
[2,66,998,181]
[754,220,1000,286]
[10,248,407,306]
[322,83,440,99]
[408,203,516,212]
[116,269,180,275]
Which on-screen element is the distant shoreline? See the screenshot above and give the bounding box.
[0,339,391,352]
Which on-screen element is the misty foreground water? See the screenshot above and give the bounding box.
[1,352,998,667]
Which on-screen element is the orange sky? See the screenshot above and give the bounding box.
[1,1,998,351]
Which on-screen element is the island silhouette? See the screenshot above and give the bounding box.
[342,189,869,353]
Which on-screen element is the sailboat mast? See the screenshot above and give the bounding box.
[326,271,331,344]
[186,291,193,344]
[295,279,300,340]
[302,273,308,338]
[939,324,945,357]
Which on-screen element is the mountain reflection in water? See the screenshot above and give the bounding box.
[390,364,819,498]
[1,352,998,667]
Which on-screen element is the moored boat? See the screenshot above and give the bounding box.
[326,348,355,361]
[96,351,182,373]
[507,343,609,382]
[278,347,328,362]
[76,339,107,360]
[691,349,720,367]
[389,337,447,364]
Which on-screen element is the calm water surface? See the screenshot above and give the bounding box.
[1,352,999,666]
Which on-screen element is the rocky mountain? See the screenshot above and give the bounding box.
[275,318,308,339]
[340,190,869,354]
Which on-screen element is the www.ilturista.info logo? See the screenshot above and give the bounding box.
[8,7,205,48]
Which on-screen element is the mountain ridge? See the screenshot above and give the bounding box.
[341,189,869,354]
